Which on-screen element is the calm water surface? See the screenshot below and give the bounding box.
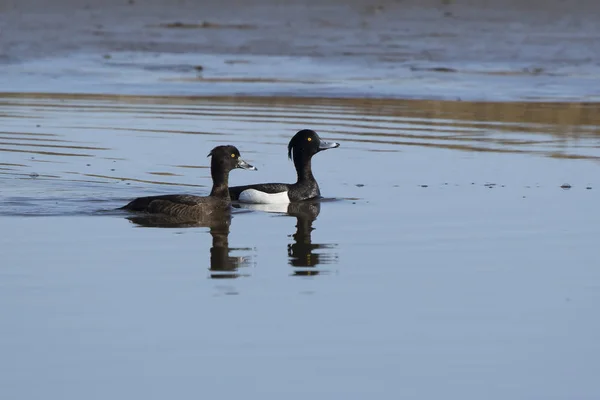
[1,94,600,399]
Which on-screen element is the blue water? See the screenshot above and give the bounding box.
[1,95,600,399]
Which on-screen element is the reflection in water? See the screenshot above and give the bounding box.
[287,202,338,276]
[2,95,600,173]
[126,208,232,229]
[126,211,252,279]
[237,201,338,276]
[207,221,253,279]
[1,94,600,195]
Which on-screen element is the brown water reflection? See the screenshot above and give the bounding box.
[126,212,253,279]
[206,222,252,279]
[125,201,339,278]
[2,94,600,150]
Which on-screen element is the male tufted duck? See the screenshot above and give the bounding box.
[229,129,339,204]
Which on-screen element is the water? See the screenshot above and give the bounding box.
[3,0,600,396]
[1,93,600,399]
[4,0,600,101]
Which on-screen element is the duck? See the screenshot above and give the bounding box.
[121,145,256,222]
[229,129,339,204]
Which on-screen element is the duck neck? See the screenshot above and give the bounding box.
[294,153,315,184]
[210,164,231,200]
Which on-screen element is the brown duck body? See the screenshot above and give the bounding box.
[121,145,255,222]
[123,194,231,225]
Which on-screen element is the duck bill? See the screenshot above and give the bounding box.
[237,158,257,171]
[318,140,340,152]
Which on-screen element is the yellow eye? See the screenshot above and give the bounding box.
[231,153,236,158]
[307,137,312,142]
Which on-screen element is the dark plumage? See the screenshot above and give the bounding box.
[229,129,339,203]
[121,145,256,222]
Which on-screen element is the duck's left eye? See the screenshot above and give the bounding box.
[231,153,236,158]
[307,137,312,142]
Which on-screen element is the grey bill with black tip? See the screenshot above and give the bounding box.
[237,158,257,170]
[319,140,340,151]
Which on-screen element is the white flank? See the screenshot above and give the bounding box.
[238,189,290,204]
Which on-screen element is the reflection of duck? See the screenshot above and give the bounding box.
[287,202,338,275]
[236,201,338,275]
[121,145,255,224]
[207,220,251,279]
[229,130,339,204]
[126,214,251,279]
[126,210,232,229]
[287,201,321,268]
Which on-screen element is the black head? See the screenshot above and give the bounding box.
[288,129,340,162]
[207,145,257,173]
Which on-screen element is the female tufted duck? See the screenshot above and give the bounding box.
[122,145,256,219]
